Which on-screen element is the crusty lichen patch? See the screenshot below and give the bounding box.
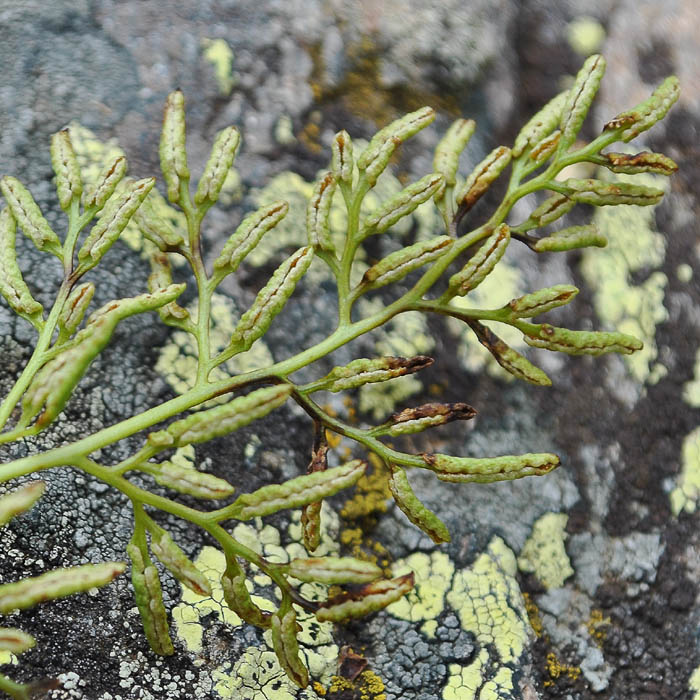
[580,170,669,385]
[670,426,700,516]
[517,512,573,589]
[447,537,532,664]
[201,38,236,96]
[172,509,341,697]
[387,536,533,699]
[389,551,455,634]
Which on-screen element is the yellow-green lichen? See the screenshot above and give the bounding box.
[386,537,532,699]
[0,651,17,666]
[155,291,273,401]
[677,263,693,283]
[566,17,606,56]
[690,665,700,699]
[669,426,700,515]
[442,649,514,700]
[580,170,669,385]
[517,512,573,589]
[213,648,323,700]
[388,551,455,624]
[683,349,700,407]
[275,115,297,146]
[171,545,245,654]
[201,38,236,95]
[446,537,532,665]
[172,508,341,696]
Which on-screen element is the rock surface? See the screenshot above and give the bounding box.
[0,1,699,699]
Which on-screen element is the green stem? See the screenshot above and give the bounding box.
[0,674,32,700]
[0,294,412,483]
[337,176,369,325]
[0,198,90,432]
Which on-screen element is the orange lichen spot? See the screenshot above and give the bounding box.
[586,608,611,647]
[522,592,544,637]
[326,669,387,700]
[545,651,581,684]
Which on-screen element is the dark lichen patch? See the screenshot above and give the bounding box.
[307,35,461,129]
[637,38,676,86]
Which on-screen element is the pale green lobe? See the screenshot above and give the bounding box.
[448,224,510,296]
[389,467,450,544]
[423,452,559,483]
[0,562,125,614]
[81,156,127,210]
[516,193,575,232]
[533,224,607,252]
[195,125,241,205]
[228,460,366,520]
[605,76,680,142]
[455,146,511,212]
[0,208,44,323]
[271,608,309,688]
[77,177,155,271]
[357,107,436,185]
[331,130,354,184]
[286,557,382,584]
[21,285,185,429]
[0,176,62,256]
[361,173,445,237]
[553,177,664,207]
[591,151,678,176]
[467,320,552,386]
[0,628,35,656]
[522,323,643,356]
[229,246,314,352]
[528,129,561,166]
[127,542,174,656]
[512,90,568,157]
[360,236,453,290]
[433,118,476,186]
[50,129,82,211]
[306,171,337,251]
[145,461,235,499]
[559,54,606,151]
[316,573,414,623]
[150,529,212,597]
[311,355,433,393]
[373,402,476,438]
[507,284,578,318]
[0,482,46,528]
[58,282,95,338]
[148,252,190,327]
[134,190,186,250]
[221,560,271,628]
[159,89,189,203]
[148,385,292,448]
[213,200,289,276]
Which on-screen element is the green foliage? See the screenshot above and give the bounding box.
[0,55,679,693]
